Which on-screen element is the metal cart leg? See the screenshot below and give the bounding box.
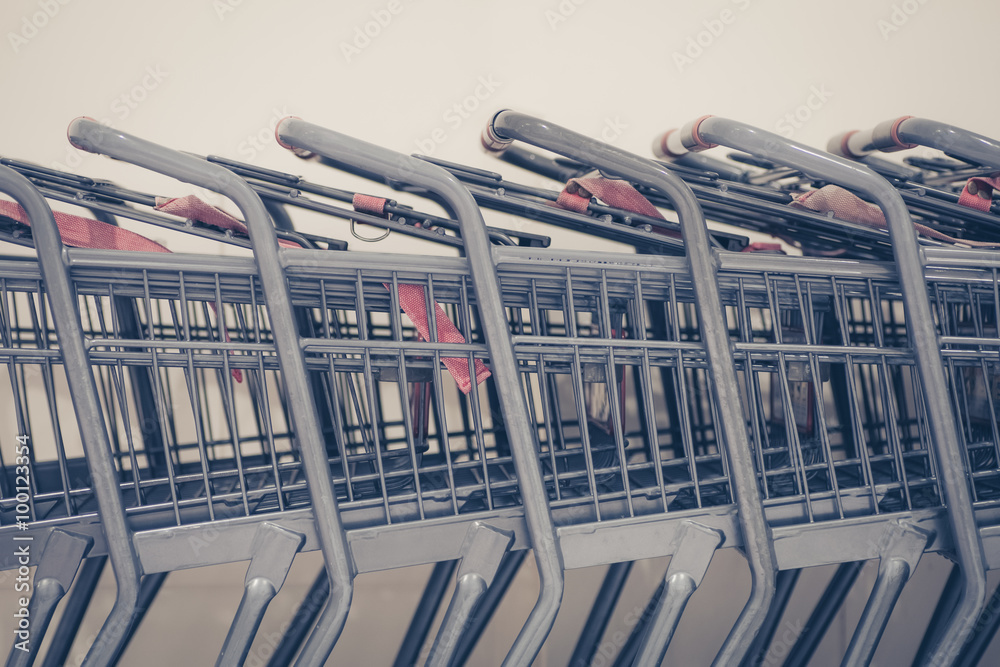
[40,556,107,667]
[394,561,459,667]
[912,564,961,667]
[632,521,723,666]
[216,524,305,667]
[956,580,1000,667]
[450,549,528,667]
[114,572,169,667]
[6,530,91,667]
[841,522,931,666]
[425,523,513,667]
[741,568,801,667]
[569,561,634,667]
[785,561,866,667]
[614,579,666,667]
[267,569,330,667]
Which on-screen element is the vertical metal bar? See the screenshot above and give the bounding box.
[112,572,169,667]
[912,565,961,667]
[40,556,107,667]
[785,561,865,667]
[570,561,634,667]
[450,549,529,667]
[956,580,1000,667]
[393,561,458,667]
[841,558,911,666]
[0,165,143,667]
[741,569,801,667]
[267,569,330,667]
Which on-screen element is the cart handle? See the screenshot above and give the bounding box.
[67,117,355,667]
[827,116,1000,169]
[485,109,777,666]
[655,115,988,665]
[274,115,565,667]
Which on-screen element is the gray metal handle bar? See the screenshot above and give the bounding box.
[274,116,564,667]
[655,115,987,667]
[485,109,778,667]
[0,166,141,667]
[828,116,1000,169]
[67,118,354,667]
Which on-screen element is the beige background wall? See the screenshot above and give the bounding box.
[2,0,1000,664]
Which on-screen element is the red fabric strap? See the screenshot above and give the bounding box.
[741,242,785,254]
[155,195,302,249]
[352,193,389,216]
[386,282,491,394]
[351,193,488,392]
[957,174,1000,213]
[555,177,666,220]
[0,199,170,253]
[790,185,1000,249]
[1,198,245,382]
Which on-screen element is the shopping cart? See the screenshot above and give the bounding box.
[3,109,999,666]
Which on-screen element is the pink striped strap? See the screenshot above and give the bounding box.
[0,198,245,382]
[556,177,666,219]
[741,242,785,254]
[957,174,1000,213]
[386,282,491,394]
[790,185,1000,249]
[554,176,682,239]
[0,199,170,253]
[350,192,490,392]
[155,195,302,249]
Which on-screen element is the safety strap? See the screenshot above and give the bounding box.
[392,284,491,394]
[0,197,251,381]
[351,193,492,393]
[790,185,1000,249]
[741,242,785,254]
[554,176,683,239]
[0,199,170,253]
[957,174,1000,213]
[154,195,303,248]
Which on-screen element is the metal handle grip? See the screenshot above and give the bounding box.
[829,117,1000,169]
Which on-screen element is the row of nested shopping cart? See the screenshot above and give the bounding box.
[0,111,998,667]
